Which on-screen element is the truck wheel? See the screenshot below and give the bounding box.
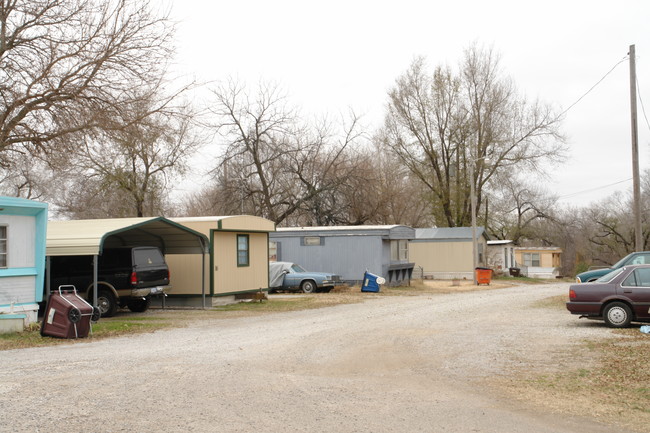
[127,297,151,313]
[96,289,118,318]
[300,280,316,294]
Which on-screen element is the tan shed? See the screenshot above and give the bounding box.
[166,216,276,306]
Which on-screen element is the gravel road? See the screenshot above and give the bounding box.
[0,282,637,433]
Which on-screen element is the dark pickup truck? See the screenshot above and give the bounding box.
[49,246,170,317]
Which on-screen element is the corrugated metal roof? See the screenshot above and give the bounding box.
[47,217,209,256]
[414,227,487,241]
[274,225,415,239]
[173,215,276,232]
[487,240,513,245]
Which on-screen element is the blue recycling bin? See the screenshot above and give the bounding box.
[361,271,385,292]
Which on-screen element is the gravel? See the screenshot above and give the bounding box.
[0,282,638,433]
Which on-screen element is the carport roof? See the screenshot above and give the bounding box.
[46,217,209,256]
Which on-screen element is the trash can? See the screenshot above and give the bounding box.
[509,267,521,277]
[475,267,492,285]
[41,286,100,339]
[361,271,386,293]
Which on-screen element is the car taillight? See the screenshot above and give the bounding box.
[167,270,170,281]
[130,271,138,286]
[569,289,576,300]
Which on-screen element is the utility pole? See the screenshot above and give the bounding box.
[629,44,642,252]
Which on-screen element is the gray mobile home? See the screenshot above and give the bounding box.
[269,225,415,285]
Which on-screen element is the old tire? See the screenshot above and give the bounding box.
[96,289,118,318]
[603,302,632,328]
[300,280,316,294]
[127,297,151,313]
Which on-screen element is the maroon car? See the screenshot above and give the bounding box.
[566,264,650,328]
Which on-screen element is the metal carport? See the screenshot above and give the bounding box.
[45,217,210,311]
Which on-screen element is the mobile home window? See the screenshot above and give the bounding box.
[523,253,540,267]
[269,241,279,262]
[0,226,6,268]
[391,240,408,261]
[237,234,249,267]
[303,236,321,246]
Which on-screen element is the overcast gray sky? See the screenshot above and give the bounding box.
[170,0,650,208]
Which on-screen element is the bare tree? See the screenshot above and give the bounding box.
[0,152,54,199]
[381,44,565,228]
[206,80,362,225]
[0,0,175,164]
[487,174,558,244]
[54,95,201,218]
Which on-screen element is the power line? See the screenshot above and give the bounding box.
[558,56,629,119]
[558,178,632,200]
[637,76,650,135]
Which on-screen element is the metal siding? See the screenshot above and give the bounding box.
[410,240,474,273]
[0,215,36,268]
[173,216,275,233]
[214,232,268,294]
[270,234,385,282]
[0,275,35,304]
[388,226,416,240]
[165,253,207,295]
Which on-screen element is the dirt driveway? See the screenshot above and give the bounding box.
[0,282,638,433]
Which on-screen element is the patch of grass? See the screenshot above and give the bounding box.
[213,296,329,313]
[493,275,552,284]
[90,316,171,337]
[516,329,650,430]
[0,316,172,351]
[532,294,568,309]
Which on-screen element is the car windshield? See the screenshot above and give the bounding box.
[596,267,625,283]
[290,264,307,273]
[611,253,635,269]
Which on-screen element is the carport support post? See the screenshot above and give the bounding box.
[45,256,51,298]
[202,249,206,309]
[93,255,98,307]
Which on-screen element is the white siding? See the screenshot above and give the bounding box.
[0,275,36,304]
[0,215,35,268]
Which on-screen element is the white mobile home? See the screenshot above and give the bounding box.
[0,197,48,332]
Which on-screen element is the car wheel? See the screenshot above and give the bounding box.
[96,289,118,318]
[127,297,151,313]
[603,302,632,328]
[300,280,316,294]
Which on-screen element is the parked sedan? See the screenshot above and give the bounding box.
[269,261,343,293]
[567,264,650,327]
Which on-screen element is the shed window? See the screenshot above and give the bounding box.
[391,240,408,261]
[237,234,249,267]
[523,253,540,267]
[0,226,6,268]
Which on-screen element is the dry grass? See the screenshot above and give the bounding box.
[494,294,650,432]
